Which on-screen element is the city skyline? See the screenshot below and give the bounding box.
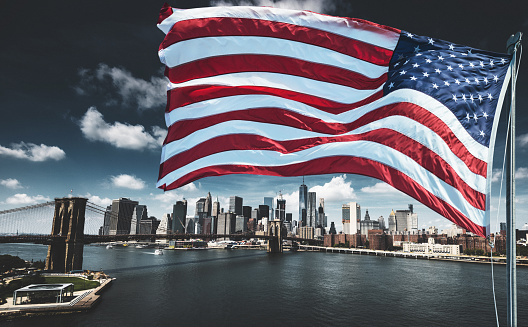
[1,0,528,234]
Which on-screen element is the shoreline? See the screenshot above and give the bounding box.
[295,245,528,266]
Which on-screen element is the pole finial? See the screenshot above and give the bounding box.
[507,32,522,55]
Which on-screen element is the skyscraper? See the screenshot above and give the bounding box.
[212,197,220,218]
[318,198,325,228]
[108,198,139,235]
[243,205,252,219]
[229,196,243,215]
[264,197,274,220]
[299,178,308,227]
[341,202,361,235]
[275,194,286,221]
[172,199,187,233]
[307,192,317,227]
[204,192,212,216]
[157,213,172,234]
[195,197,207,218]
[395,204,418,232]
[130,205,148,235]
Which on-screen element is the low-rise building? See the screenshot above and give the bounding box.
[403,238,461,255]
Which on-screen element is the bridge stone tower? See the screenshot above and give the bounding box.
[45,197,87,272]
[267,219,285,253]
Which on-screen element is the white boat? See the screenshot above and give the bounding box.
[135,244,148,249]
[154,249,163,255]
[207,240,237,249]
[106,244,113,249]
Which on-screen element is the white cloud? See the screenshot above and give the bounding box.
[5,194,51,205]
[111,174,146,190]
[79,107,166,150]
[77,64,166,111]
[0,178,23,189]
[0,142,65,162]
[309,174,356,202]
[360,182,400,194]
[180,182,198,192]
[516,167,528,179]
[211,0,334,13]
[519,133,528,146]
[86,194,112,207]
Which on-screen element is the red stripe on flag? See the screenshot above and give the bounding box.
[159,130,485,210]
[160,17,393,66]
[164,54,387,88]
[166,85,384,114]
[158,3,173,25]
[163,104,487,177]
[158,156,486,237]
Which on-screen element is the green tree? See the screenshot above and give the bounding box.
[0,254,27,273]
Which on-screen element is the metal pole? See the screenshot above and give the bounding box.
[506,31,521,327]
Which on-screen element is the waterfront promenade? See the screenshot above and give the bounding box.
[297,244,528,266]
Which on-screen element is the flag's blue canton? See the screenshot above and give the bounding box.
[384,31,511,147]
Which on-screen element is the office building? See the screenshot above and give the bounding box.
[102,205,112,235]
[388,210,397,233]
[307,192,317,227]
[139,217,160,235]
[275,195,286,221]
[318,198,325,228]
[229,196,243,215]
[172,200,187,234]
[130,205,148,235]
[299,179,308,227]
[395,204,418,232]
[259,205,270,219]
[235,215,248,233]
[217,212,236,235]
[264,197,274,220]
[342,202,361,235]
[360,210,380,238]
[243,205,252,219]
[109,198,139,235]
[212,197,220,218]
[157,213,172,234]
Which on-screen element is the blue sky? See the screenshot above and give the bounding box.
[1,0,528,234]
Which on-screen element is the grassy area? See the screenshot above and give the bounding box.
[43,276,100,292]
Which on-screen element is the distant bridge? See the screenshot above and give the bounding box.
[0,233,320,245]
[0,197,322,272]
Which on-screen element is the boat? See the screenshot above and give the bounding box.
[135,244,148,249]
[207,240,237,249]
[106,244,113,249]
[154,249,163,255]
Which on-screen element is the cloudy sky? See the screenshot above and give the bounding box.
[1,0,528,234]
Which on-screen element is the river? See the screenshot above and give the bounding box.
[1,243,527,326]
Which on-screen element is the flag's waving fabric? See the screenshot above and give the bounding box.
[156,4,511,237]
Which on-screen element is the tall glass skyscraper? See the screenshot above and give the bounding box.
[263,197,274,220]
[229,196,243,215]
[307,192,317,227]
[276,196,286,221]
[172,199,187,233]
[299,179,308,227]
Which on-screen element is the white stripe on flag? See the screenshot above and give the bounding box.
[157,141,486,227]
[157,6,400,51]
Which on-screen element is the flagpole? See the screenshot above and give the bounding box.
[506,31,521,327]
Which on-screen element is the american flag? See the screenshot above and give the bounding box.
[156,5,511,237]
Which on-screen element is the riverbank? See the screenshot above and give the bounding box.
[0,276,114,320]
[297,245,528,266]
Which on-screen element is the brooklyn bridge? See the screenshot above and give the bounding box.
[0,197,321,272]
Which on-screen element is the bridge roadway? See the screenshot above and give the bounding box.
[0,233,322,246]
